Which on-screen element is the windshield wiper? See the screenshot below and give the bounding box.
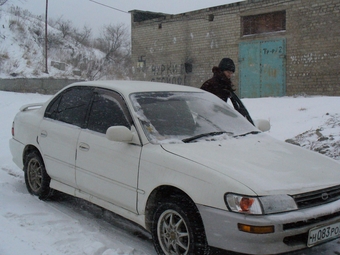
[182,131,233,143]
[235,131,261,137]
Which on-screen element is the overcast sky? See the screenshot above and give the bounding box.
[10,0,244,36]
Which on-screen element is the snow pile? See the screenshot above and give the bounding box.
[286,113,340,160]
[243,95,340,162]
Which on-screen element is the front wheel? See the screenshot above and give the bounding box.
[152,196,209,255]
[24,151,53,200]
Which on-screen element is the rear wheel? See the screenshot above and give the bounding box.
[152,195,209,255]
[24,151,53,200]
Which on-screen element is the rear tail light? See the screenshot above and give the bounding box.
[11,121,14,136]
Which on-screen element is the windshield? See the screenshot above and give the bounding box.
[130,91,258,144]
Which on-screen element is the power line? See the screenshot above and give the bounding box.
[89,0,128,14]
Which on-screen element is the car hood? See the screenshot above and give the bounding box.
[161,133,340,196]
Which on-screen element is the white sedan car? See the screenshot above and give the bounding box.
[9,80,340,255]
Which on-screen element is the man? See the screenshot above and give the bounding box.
[201,58,254,125]
[201,58,235,102]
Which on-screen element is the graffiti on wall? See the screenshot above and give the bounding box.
[150,62,188,84]
[136,56,191,85]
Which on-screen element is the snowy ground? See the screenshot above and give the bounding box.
[0,91,339,255]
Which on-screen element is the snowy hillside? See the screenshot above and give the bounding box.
[0,5,111,80]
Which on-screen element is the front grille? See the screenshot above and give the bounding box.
[283,211,340,230]
[292,185,340,209]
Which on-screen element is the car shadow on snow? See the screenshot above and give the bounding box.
[48,191,152,241]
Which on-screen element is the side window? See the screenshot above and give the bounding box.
[87,90,130,134]
[45,95,61,120]
[45,87,93,127]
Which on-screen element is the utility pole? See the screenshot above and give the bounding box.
[44,0,49,74]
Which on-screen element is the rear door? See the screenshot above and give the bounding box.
[75,88,141,213]
[39,87,93,187]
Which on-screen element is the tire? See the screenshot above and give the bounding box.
[151,195,209,255]
[24,151,53,200]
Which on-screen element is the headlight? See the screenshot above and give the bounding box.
[259,194,298,214]
[225,193,298,215]
[225,194,263,214]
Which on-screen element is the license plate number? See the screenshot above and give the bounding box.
[307,222,340,247]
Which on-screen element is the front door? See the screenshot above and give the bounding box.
[75,89,141,213]
[239,39,286,98]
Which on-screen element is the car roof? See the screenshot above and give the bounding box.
[67,80,202,95]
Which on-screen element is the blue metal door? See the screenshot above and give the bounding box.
[239,39,286,98]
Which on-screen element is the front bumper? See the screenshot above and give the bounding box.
[197,199,340,254]
[9,138,25,170]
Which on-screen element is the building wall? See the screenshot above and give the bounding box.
[131,0,340,97]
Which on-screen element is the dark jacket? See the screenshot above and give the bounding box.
[200,67,234,101]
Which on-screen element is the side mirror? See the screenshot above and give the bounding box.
[106,126,133,142]
[254,119,271,132]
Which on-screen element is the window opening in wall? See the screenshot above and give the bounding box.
[242,11,286,36]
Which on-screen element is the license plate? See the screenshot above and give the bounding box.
[307,222,340,247]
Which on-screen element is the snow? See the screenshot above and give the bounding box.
[0,91,339,254]
[1,2,339,254]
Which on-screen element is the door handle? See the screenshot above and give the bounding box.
[40,130,47,137]
[78,142,90,152]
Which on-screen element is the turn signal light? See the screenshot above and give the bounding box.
[239,197,254,212]
[238,223,274,234]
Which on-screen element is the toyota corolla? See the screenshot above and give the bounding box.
[9,80,340,255]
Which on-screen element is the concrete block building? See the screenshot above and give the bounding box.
[130,0,340,97]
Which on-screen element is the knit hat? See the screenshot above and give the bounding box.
[218,58,235,73]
